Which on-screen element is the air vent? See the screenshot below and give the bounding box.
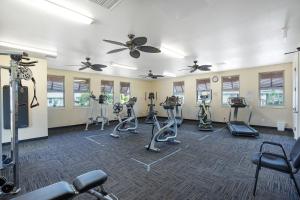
[89,0,122,10]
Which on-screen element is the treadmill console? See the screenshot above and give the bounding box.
[228,97,247,108]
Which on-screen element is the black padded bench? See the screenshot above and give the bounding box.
[11,170,109,200]
[11,181,75,200]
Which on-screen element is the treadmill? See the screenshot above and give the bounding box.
[227,97,259,137]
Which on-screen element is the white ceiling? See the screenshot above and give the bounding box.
[0,0,300,78]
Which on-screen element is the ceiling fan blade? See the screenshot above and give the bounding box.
[103,39,127,47]
[79,66,89,70]
[190,68,197,73]
[91,66,103,71]
[81,61,90,66]
[285,50,298,55]
[130,50,140,58]
[107,48,128,54]
[200,67,211,71]
[92,64,107,68]
[200,65,212,68]
[132,37,147,46]
[155,75,164,78]
[137,46,161,53]
[91,64,107,71]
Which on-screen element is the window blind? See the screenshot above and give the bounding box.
[47,75,64,92]
[222,76,239,90]
[197,79,210,91]
[101,80,114,93]
[259,71,283,88]
[173,81,184,93]
[73,79,90,92]
[120,82,130,95]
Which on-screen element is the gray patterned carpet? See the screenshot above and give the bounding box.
[2,120,299,200]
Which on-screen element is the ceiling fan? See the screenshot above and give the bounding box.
[139,70,164,79]
[103,34,161,58]
[179,61,212,73]
[66,57,107,71]
[285,47,300,55]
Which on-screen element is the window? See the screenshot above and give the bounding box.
[47,75,65,107]
[196,78,211,102]
[173,81,184,101]
[101,80,114,104]
[73,78,90,107]
[222,76,239,105]
[259,71,284,107]
[120,82,130,104]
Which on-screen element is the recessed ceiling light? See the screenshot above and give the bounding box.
[163,72,176,77]
[111,62,137,70]
[20,0,94,24]
[160,44,186,59]
[0,41,57,57]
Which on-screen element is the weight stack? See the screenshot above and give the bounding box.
[3,85,29,129]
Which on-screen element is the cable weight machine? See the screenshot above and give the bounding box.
[85,93,109,131]
[0,51,38,196]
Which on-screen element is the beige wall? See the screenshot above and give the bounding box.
[152,63,293,128]
[0,55,48,143]
[47,68,153,128]
[48,62,293,129]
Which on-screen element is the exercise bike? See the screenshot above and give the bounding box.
[145,92,157,124]
[145,96,181,152]
[198,90,213,131]
[163,96,183,127]
[85,93,109,131]
[110,97,138,138]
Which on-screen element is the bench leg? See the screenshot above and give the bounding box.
[88,188,114,200]
[253,165,260,196]
[291,173,300,197]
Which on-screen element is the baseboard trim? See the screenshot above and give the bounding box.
[2,136,48,145]
[48,117,147,130]
[48,116,293,133]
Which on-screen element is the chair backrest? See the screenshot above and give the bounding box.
[290,137,300,169]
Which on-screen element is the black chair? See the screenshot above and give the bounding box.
[252,138,300,196]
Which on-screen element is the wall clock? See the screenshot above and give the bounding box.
[212,75,219,83]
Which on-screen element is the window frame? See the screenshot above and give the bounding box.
[73,78,91,107]
[221,75,240,106]
[120,82,131,104]
[173,81,185,101]
[196,78,211,103]
[101,80,114,105]
[47,75,65,108]
[258,70,285,108]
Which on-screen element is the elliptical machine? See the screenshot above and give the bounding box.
[0,51,39,196]
[145,96,181,152]
[198,90,213,131]
[164,96,183,127]
[85,93,109,131]
[110,97,138,138]
[145,92,157,124]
